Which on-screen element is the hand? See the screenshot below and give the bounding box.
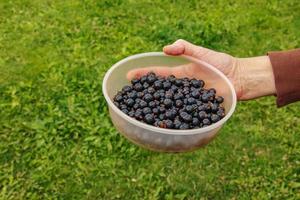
[127,39,276,100]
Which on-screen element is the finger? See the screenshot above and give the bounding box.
[163,42,185,55]
[126,66,187,80]
[163,39,210,59]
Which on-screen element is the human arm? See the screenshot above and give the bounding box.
[127,39,276,100]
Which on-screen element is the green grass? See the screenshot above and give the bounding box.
[1,0,300,199]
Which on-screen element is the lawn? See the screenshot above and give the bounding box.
[0,0,300,199]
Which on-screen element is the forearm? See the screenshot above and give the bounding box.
[237,56,276,100]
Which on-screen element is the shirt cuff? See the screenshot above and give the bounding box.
[268,49,300,107]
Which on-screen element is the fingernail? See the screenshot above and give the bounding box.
[164,44,174,51]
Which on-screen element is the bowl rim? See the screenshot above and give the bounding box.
[102,52,237,135]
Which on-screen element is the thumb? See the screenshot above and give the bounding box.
[163,39,210,59]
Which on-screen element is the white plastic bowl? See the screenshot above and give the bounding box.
[103,52,236,152]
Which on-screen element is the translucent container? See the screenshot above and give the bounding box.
[102,52,236,152]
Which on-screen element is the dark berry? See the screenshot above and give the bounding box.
[211,114,220,123]
[137,91,144,98]
[148,101,156,108]
[153,92,160,100]
[164,119,174,128]
[147,71,156,76]
[175,99,183,108]
[122,85,132,93]
[134,83,143,91]
[180,112,192,122]
[163,81,171,90]
[135,98,141,103]
[199,80,205,87]
[134,109,143,120]
[128,110,135,117]
[140,75,147,83]
[193,112,199,117]
[163,98,173,108]
[165,110,176,120]
[190,79,201,88]
[159,92,165,98]
[207,112,211,119]
[183,98,188,105]
[207,113,212,119]
[202,118,211,125]
[153,80,163,89]
[202,103,211,112]
[185,105,194,113]
[217,109,225,118]
[159,113,165,120]
[196,100,202,106]
[120,104,128,110]
[175,79,183,86]
[128,91,137,99]
[133,103,139,110]
[171,85,178,92]
[198,104,205,112]
[177,88,183,93]
[131,78,139,85]
[155,100,160,106]
[179,123,190,129]
[216,96,224,104]
[154,120,160,127]
[172,107,177,114]
[190,86,197,91]
[158,106,166,114]
[192,104,198,110]
[114,101,120,108]
[125,98,135,107]
[174,119,181,129]
[187,97,196,105]
[143,107,152,115]
[208,88,216,94]
[167,75,176,83]
[165,91,173,99]
[191,90,200,98]
[211,103,219,113]
[122,94,128,100]
[147,87,155,94]
[219,107,225,112]
[201,93,209,102]
[192,118,200,126]
[143,82,150,89]
[143,93,153,102]
[139,100,147,108]
[114,94,123,102]
[183,81,190,88]
[207,92,215,101]
[174,92,184,100]
[121,109,129,114]
[152,108,159,115]
[147,74,156,83]
[198,111,207,119]
[182,87,190,95]
[144,114,154,124]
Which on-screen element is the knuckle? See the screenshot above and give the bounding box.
[176,39,186,44]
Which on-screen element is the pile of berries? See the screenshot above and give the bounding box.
[113,72,225,130]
